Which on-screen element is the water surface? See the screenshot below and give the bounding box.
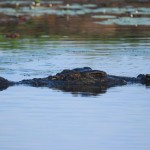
[0,1,150,150]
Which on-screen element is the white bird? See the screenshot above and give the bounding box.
[66,4,70,8]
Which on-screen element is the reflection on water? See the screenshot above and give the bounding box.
[0,85,150,150]
[0,0,150,150]
[97,17,150,26]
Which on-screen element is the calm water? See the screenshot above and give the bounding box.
[0,1,150,149]
[0,85,150,150]
[0,38,150,150]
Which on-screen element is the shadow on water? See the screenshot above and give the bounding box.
[0,84,107,96]
[52,85,107,97]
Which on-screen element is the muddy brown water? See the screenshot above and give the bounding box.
[0,1,150,150]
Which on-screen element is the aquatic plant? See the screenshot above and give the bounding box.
[34,0,41,4]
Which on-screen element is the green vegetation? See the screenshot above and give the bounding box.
[34,0,41,4]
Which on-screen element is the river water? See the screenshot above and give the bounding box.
[0,1,150,150]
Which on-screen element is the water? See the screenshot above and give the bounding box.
[0,39,150,81]
[0,85,150,150]
[0,1,150,150]
[0,37,150,150]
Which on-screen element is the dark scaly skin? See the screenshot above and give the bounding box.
[0,67,149,94]
[0,77,14,91]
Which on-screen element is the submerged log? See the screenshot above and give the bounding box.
[0,67,150,94]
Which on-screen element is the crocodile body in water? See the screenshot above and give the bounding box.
[0,67,150,94]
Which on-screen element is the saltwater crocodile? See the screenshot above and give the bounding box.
[0,67,150,94]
